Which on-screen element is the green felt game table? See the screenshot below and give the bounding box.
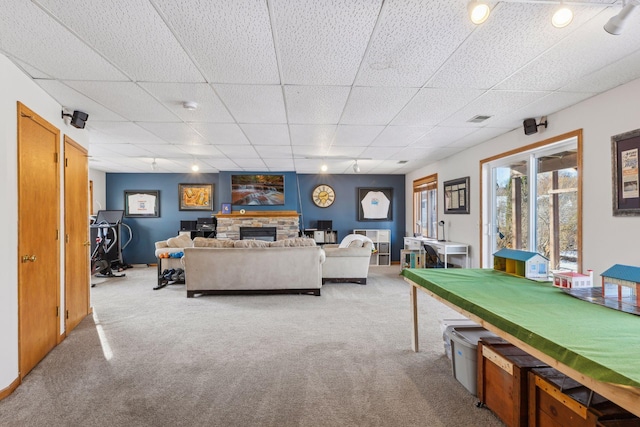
[402,268,640,417]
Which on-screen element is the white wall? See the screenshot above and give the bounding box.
[89,169,107,214]
[406,77,640,276]
[0,54,89,392]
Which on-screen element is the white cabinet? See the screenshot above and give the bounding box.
[354,229,391,266]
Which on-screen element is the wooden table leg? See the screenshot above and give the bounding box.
[411,284,419,352]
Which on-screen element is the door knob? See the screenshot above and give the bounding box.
[21,255,37,263]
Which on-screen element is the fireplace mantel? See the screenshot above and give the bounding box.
[215,210,300,240]
[215,210,299,218]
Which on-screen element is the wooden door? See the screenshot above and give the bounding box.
[17,102,60,378]
[64,135,90,334]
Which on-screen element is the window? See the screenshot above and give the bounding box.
[481,131,582,272]
[413,174,437,238]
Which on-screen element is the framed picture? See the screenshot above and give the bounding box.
[221,203,231,214]
[611,128,640,216]
[358,187,392,221]
[124,190,159,218]
[179,183,214,211]
[231,174,284,205]
[443,176,470,214]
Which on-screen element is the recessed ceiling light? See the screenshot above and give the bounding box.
[191,163,199,172]
[468,1,490,25]
[552,6,573,28]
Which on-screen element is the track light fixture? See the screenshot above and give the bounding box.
[151,158,158,171]
[604,0,640,35]
[468,1,490,25]
[353,160,361,173]
[183,101,198,111]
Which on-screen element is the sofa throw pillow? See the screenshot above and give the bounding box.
[234,239,271,248]
[193,237,235,248]
[283,237,316,247]
[339,233,374,248]
[167,234,194,248]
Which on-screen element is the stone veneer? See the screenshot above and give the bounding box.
[215,211,300,240]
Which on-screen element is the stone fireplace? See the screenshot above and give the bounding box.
[215,210,300,241]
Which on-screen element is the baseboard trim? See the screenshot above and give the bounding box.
[0,376,20,400]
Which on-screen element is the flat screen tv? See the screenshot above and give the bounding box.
[231,174,285,206]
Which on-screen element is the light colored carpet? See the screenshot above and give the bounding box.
[0,266,504,427]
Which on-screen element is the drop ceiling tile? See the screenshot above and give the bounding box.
[284,85,350,124]
[356,0,475,87]
[88,122,167,145]
[35,80,126,122]
[449,127,513,148]
[202,158,242,171]
[216,145,260,158]
[35,0,203,82]
[175,145,226,158]
[64,81,179,122]
[429,3,604,90]
[411,126,479,148]
[263,159,295,171]
[137,123,208,145]
[391,88,485,126]
[332,125,385,146]
[289,125,337,146]
[89,143,154,158]
[153,0,279,84]
[140,83,235,123]
[240,124,291,145]
[341,87,419,125]
[233,159,268,169]
[214,84,286,124]
[325,146,367,158]
[139,144,199,158]
[489,91,598,129]
[370,126,431,147]
[559,49,640,93]
[10,57,50,79]
[440,90,550,127]
[254,145,293,159]
[358,146,406,160]
[189,123,250,145]
[0,1,126,80]
[495,12,640,91]
[272,0,381,85]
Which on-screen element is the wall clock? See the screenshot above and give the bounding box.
[312,184,336,208]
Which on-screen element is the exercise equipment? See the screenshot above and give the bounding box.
[90,210,132,285]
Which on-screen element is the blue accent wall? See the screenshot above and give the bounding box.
[106,172,405,264]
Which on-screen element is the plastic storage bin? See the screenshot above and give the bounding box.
[449,326,497,396]
[439,318,480,359]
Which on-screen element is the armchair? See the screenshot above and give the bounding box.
[321,240,373,285]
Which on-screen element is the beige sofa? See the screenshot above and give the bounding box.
[321,240,373,285]
[182,238,325,297]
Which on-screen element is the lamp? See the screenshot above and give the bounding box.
[604,0,640,35]
[468,1,490,24]
[552,4,573,28]
[353,160,361,173]
[438,220,446,242]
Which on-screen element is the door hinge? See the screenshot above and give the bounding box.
[56,306,59,317]
[54,152,59,163]
[65,234,69,244]
[65,157,68,167]
[56,229,60,240]
[66,310,69,320]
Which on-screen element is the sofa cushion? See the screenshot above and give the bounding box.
[193,237,235,248]
[167,234,194,248]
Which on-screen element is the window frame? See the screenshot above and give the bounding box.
[479,130,583,271]
[413,174,438,238]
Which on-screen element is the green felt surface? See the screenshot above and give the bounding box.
[402,268,640,388]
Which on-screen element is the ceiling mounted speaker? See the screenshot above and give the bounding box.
[523,118,539,135]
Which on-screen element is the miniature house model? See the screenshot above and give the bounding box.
[493,248,549,280]
[553,270,594,289]
[600,264,640,307]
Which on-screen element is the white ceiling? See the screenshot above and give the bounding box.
[3,0,640,174]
